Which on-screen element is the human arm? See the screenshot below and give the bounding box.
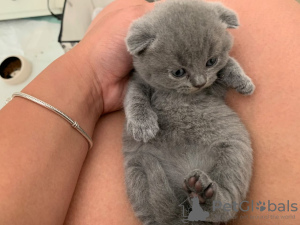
[0,0,154,224]
[0,47,101,225]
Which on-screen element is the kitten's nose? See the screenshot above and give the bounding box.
[191,76,206,89]
[193,83,205,88]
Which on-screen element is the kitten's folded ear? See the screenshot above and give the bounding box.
[126,20,156,55]
[212,2,239,29]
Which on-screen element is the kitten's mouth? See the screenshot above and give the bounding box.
[178,86,206,94]
[191,84,208,93]
[191,88,204,93]
[189,79,216,93]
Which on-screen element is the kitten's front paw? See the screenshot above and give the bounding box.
[127,113,159,143]
[236,79,255,95]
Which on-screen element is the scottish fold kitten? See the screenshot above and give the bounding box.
[123,0,255,224]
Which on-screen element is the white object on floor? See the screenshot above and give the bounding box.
[0,19,64,109]
[0,55,32,85]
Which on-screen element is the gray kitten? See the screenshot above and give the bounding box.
[122,0,255,224]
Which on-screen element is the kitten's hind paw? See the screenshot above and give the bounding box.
[183,170,216,204]
[127,113,159,142]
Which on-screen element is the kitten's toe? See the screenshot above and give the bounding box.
[237,80,255,95]
[127,118,159,142]
[203,183,214,199]
[183,171,216,204]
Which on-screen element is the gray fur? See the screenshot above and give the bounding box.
[123,0,255,224]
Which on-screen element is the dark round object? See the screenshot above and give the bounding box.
[0,57,22,79]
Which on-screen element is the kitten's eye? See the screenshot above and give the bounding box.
[206,57,218,67]
[171,68,186,78]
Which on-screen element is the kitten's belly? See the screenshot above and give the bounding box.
[151,92,249,146]
[146,93,251,179]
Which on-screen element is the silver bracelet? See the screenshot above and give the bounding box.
[6,92,93,149]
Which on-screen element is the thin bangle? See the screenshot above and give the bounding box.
[6,92,93,149]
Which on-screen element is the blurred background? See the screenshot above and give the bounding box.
[0,0,114,109]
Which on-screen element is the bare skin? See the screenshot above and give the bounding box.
[0,0,299,225]
[0,1,153,224]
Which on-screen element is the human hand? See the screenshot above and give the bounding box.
[69,0,155,114]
